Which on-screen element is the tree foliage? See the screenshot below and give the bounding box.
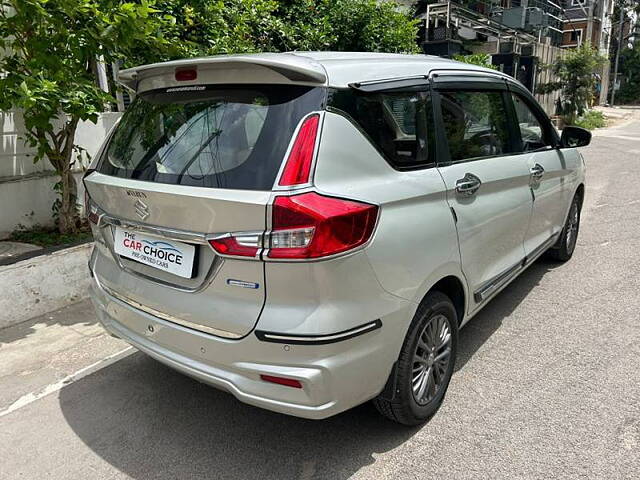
[0,0,418,233]
[147,0,419,61]
[536,43,607,124]
[0,0,170,233]
[452,53,497,70]
[617,45,640,104]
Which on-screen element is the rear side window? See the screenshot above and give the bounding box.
[439,90,513,162]
[99,85,325,190]
[328,88,435,169]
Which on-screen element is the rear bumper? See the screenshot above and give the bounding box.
[90,275,412,420]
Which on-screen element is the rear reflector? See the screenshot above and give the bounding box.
[260,374,303,389]
[175,68,197,81]
[278,114,320,186]
[268,192,378,259]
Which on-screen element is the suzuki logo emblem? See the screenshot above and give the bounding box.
[134,199,150,221]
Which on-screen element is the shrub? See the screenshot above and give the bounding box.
[537,43,607,125]
[574,110,606,130]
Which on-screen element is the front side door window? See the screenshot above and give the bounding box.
[439,90,514,162]
[508,92,568,256]
[511,93,554,152]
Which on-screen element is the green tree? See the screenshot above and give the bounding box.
[452,53,497,70]
[0,0,170,233]
[537,43,607,124]
[154,0,419,57]
[617,45,640,104]
[0,0,418,234]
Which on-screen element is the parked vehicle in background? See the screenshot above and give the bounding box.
[85,52,590,425]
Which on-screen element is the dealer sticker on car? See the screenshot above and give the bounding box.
[114,228,196,278]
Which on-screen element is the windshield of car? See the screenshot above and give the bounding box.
[99,85,325,190]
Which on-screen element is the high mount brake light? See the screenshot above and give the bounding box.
[268,192,378,259]
[278,114,320,186]
[175,68,197,81]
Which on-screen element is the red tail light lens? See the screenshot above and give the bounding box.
[208,234,260,258]
[268,192,378,259]
[84,189,99,224]
[278,114,320,186]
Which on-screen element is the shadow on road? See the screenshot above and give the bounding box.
[59,258,558,480]
[454,258,557,372]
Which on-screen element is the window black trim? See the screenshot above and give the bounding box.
[349,76,429,93]
[431,75,508,92]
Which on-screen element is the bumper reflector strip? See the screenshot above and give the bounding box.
[260,375,303,389]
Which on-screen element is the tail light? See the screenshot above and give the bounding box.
[267,192,378,259]
[278,114,320,186]
[84,189,99,224]
[208,233,260,258]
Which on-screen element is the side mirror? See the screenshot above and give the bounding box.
[560,126,592,148]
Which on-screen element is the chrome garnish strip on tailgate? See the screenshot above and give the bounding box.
[95,210,224,293]
[95,275,243,339]
[101,213,208,244]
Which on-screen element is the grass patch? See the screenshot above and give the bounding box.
[9,224,93,248]
[573,110,606,130]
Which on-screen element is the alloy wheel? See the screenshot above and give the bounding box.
[566,201,579,254]
[411,314,453,405]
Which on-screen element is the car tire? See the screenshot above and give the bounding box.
[548,193,581,262]
[373,291,458,426]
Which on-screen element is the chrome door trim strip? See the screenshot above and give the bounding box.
[473,261,524,304]
[473,233,560,304]
[255,319,382,345]
[524,233,559,266]
[96,276,243,339]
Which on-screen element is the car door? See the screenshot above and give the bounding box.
[506,86,569,258]
[432,76,533,310]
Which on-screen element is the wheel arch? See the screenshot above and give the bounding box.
[423,275,467,328]
[575,183,585,209]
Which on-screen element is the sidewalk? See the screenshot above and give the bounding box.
[594,105,640,130]
[0,300,128,416]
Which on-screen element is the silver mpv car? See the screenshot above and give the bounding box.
[86,52,590,425]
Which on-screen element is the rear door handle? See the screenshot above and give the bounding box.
[530,163,545,179]
[455,173,481,196]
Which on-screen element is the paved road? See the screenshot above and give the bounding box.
[2,114,640,479]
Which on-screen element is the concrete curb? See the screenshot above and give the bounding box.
[0,243,93,329]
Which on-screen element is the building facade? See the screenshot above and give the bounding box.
[561,0,614,54]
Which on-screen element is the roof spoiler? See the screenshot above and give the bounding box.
[118,54,327,92]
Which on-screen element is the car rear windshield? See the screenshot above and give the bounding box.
[98,85,325,190]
